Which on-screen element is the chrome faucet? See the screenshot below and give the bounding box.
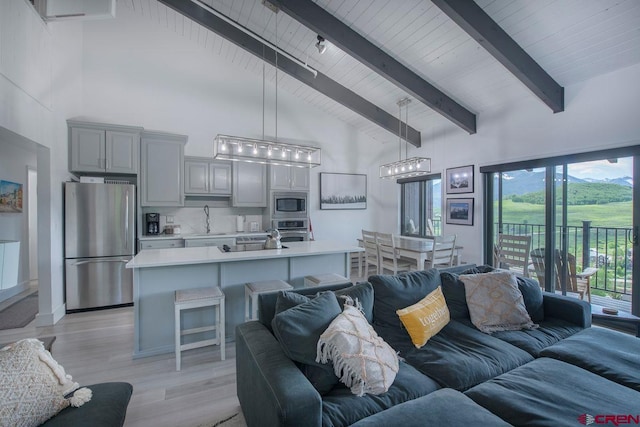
[204,205,210,234]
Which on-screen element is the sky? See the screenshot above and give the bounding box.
[568,157,633,180]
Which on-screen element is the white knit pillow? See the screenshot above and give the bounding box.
[0,339,92,427]
[317,304,399,396]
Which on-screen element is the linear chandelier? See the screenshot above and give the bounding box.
[379,98,431,179]
[214,134,321,168]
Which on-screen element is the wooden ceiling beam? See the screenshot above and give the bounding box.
[432,0,564,113]
[157,0,421,147]
[269,0,477,134]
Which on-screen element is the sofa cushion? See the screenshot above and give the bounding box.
[272,291,342,395]
[540,327,640,391]
[489,318,582,357]
[396,286,450,348]
[375,319,534,391]
[40,383,133,427]
[349,388,510,427]
[516,276,544,322]
[320,360,440,427]
[465,357,640,427]
[317,305,399,396]
[0,339,91,427]
[460,271,536,333]
[370,269,441,329]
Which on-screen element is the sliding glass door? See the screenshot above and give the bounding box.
[400,174,441,237]
[484,147,639,316]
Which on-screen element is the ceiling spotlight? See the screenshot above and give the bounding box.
[315,35,327,54]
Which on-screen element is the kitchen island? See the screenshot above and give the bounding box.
[126,241,362,358]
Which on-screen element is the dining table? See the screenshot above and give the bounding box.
[355,236,464,276]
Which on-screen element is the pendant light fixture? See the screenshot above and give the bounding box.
[214,1,321,168]
[379,98,430,179]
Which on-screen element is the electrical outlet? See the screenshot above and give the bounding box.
[166,215,174,224]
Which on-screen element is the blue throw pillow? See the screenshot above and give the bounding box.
[516,276,544,322]
[369,269,441,328]
[272,291,342,394]
[335,282,374,324]
[441,266,495,320]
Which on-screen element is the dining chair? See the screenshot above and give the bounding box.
[425,235,457,269]
[426,218,436,237]
[376,232,413,274]
[530,248,597,302]
[494,234,532,277]
[362,230,381,275]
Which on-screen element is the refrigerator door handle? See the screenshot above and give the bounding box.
[70,258,130,266]
[125,189,130,250]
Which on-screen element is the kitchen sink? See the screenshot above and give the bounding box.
[219,244,288,252]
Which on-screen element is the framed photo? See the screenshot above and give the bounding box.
[446,165,474,194]
[320,173,367,210]
[0,180,23,213]
[446,198,474,226]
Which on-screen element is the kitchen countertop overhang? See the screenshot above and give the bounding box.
[139,232,267,241]
[126,240,363,269]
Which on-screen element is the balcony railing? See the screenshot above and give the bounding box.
[498,222,633,298]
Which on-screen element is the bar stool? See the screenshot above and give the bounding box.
[304,273,350,287]
[245,279,292,321]
[174,286,225,371]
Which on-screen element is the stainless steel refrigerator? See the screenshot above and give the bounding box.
[64,182,135,311]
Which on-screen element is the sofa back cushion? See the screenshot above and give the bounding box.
[369,269,441,328]
[258,282,352,332]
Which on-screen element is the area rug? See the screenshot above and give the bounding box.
[0,292,38,330]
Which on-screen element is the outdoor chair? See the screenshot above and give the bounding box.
[531,248,597,302]
[494,234,532,277]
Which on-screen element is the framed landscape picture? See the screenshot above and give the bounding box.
[320,173,367,210]
[446,165,474,194]
[0,180,23,213]
[446,198,474,226]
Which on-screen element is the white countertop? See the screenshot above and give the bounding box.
[139,232,267,241]
[126,240,363,269]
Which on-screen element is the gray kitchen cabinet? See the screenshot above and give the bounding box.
[68,120,142,174]
[139,239,184,250]
[140,131,187,207]
[233,162,267,207]
[184,157,232,195]
[183,237,235,248]
[270,164,310,191]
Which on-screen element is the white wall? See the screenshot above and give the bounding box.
[0,0,83,325]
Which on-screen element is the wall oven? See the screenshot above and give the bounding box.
[272,192,308,218]
[272,219,309,242]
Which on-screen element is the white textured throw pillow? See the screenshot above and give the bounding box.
[317,304,399,396]
[0,339,92,427]
[460,271,537,334]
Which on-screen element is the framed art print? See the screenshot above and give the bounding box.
[446,165,474,194]
[446,198,474,226]
[320,173,367,210]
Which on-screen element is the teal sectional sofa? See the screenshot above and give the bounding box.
[235,265,640,426]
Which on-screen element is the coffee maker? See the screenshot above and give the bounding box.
[145,213,160,235]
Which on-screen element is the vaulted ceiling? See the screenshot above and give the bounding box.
[123,0,640,146]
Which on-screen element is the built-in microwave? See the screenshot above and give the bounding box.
[272,192,308,218]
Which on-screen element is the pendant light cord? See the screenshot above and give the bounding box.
[262,45,265,140]
[275,15,278,142]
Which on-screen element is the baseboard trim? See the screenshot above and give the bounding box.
[35,302,66,327]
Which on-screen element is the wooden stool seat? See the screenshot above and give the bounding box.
[245,280,292,321]
[174,286,225,371]
[304,273,350,287]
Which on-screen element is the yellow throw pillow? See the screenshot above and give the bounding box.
[396,286,450,348]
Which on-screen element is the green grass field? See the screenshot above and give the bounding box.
[500,200,633,228]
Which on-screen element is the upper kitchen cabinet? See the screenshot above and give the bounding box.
[184,157,232,195]
[68,120,142,174]
[270,165,310,191]
[233,162,267,207]
[140,131,187,207]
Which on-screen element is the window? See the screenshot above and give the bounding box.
[400,174,441,237]
[482,146,640,318]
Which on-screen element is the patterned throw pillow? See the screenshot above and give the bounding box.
[396,286,450,348]
[317,304,399,397]
[0,339,92,427]
[460,271,537,334]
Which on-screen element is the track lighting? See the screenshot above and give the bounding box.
[315,35,327,54]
